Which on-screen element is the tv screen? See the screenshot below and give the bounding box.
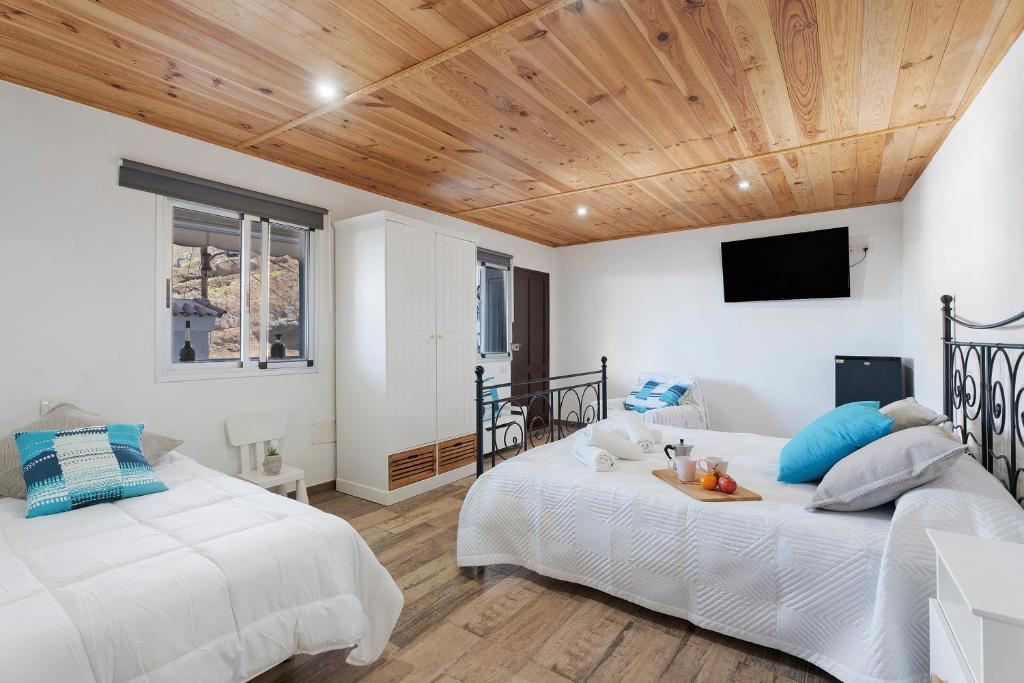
[721,226,850,302]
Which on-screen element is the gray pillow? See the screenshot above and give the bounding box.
[0,403,183,499]
[880,397,947,431]
[807,425,966,512]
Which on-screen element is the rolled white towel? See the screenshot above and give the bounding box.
[575,425,645,461]
[573,444,615,472]
[623,420,657,453]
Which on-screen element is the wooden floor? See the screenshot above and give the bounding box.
[255,474,838,683]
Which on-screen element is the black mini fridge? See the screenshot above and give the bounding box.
[835,356,910,407]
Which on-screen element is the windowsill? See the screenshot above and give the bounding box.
[156,362,316,383]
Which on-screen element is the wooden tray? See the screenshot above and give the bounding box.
[652,469,762,502]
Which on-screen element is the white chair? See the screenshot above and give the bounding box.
[606,372,709,429]
[225,409,308,503]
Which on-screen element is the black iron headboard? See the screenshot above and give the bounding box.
[474,358,608,476]
[941,295,1024,505]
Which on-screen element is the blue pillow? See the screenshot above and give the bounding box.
[15,423,167,518]
[778,402,894,483]
[624,380,691,413]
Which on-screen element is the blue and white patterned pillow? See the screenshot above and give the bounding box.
[14,423,167,518]
[623,380,691,413]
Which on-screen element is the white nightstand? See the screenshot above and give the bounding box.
[226,409,309,504]
[928,529,1024,682]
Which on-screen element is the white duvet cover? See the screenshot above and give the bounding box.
[457,425,1024,683]
[0,452,402,682]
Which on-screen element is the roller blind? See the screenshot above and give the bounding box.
[119,159,327,230]
[477,247,512,268]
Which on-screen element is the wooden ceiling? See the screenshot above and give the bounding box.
[1,1,1021,246]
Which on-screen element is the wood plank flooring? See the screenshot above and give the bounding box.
[255,474,838,683]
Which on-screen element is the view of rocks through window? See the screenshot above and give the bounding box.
[172,243,302,360]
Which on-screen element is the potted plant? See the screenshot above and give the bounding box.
[263,446,283,475]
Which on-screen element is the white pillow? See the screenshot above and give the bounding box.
[880,397,947,431]
[807,425,965,512]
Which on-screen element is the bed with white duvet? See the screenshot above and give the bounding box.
[0,452,402,683]
[457,425,1024,683]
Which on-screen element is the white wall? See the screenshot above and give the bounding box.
[0,81,557,485]
[902,36,1024,412]
[555,204,904,437]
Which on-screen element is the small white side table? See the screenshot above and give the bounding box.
[928,529,1024,682]
[238,466,309,503]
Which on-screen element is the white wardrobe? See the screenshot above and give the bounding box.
[335,211,477,504]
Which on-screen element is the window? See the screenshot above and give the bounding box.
[477,249,512,359]
[158,198,315,380]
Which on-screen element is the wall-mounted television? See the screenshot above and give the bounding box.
[721,226,850,302]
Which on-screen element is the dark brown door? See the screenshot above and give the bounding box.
[512,267,550,428]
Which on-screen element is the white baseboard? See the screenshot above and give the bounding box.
[335,463,475,506]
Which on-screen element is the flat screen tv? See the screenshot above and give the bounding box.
[721,226,850,302]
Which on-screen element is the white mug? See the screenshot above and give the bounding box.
[697,457,729,475]
[675,456,698,483]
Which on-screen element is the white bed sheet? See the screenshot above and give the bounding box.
[0,452,403,683]
[457,425,1024,683]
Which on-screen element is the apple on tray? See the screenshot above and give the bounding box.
[717,475,738,494]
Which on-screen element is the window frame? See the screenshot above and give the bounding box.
[476,255,513,361]
[155,196,318,382]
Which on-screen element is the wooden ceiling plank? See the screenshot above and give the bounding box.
[754,155,800,215]
[925,0,1011,118]
[768,0,827,144]
[38,0,318,111]
[858,0,914,131]
[264,126,487,212]
[369,88,576,194]
[853,132,886,204]
[251,129,477,213]
[875,126,918,200]
[457,116,953,215]
[827,138,858,207]
[473,35,667,179]
[775,149,818,212]
[0,1,295,132]
[671,0,775,156]
[389,65,607,189]
[370,0,476,46]
[192,0,402,85]
[0,43,252,145]
[730,158,783,216]
[432,49,639,187]
[717,0,802,150]
[801,144,837,210]
[290,0,443,62]
[955,0,1024,116]
[628,176,706,228]
[236,0,581,147]
[817,0,864,138]
[888,0,962,126]
[305,107,553,207]
[536,0,718,169]
[501,15,686,173]
[617,0,752,163]
[896,118,954,196]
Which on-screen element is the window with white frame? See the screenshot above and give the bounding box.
[159,198,315,379]
[477,249,512,359]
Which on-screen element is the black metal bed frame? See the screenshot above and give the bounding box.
[942,294,1024,505]
[474,357,608,476]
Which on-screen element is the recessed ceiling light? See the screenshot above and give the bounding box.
[736,180,752,190]
[315,81,338,101]
[576,206,588,216]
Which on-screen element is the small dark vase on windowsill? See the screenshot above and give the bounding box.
[179,320,196,362]
[270,334,286,360]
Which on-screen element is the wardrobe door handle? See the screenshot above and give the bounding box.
[437,334,444,339]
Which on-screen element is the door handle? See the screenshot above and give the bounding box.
[511,343,521,352]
